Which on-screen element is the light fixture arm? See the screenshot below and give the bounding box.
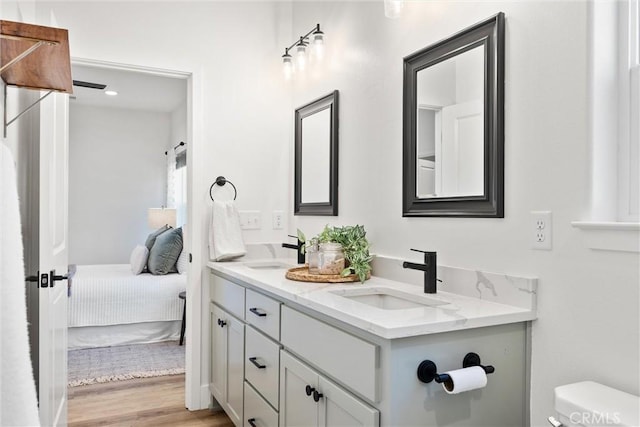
[283,24,321,55]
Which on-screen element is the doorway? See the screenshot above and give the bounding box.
[65,58,197,410]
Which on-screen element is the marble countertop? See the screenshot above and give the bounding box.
[207,258,536,340]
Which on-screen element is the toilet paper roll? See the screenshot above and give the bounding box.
[441,366,488,394]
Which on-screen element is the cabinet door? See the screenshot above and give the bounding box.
[225,313,245,426]
[318,376,379,427]
[210,303,226,401]
[279,351,318,427]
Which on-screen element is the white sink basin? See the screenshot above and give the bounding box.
[330,287,449,310]
[245,261,294,270]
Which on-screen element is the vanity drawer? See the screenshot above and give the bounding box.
[281,306,379,402]
[244,381,278,427]
[245,289,281,340]
[245,326,280,409]
[211,274,245,319]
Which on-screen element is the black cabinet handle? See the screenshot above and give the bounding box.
[247,418,257,427]
[313,390,323,402]
[305,385,315,396]
[217,318,226,327]
[249,307,267,317]
[248,357,266,369]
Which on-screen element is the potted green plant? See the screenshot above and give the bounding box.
[298,225,372,283]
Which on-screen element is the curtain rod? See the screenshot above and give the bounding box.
[164,141,185,155]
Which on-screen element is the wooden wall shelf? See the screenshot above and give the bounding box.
[1,19,72,93]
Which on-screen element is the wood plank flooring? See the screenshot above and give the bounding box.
[68,374,234,427]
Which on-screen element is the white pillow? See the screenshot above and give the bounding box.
[130,245,149,275]
[176,249,188,274]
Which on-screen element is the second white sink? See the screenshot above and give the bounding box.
[245,261,294,270]
[330,287,449,310]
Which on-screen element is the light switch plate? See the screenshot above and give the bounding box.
[239,211,261,230]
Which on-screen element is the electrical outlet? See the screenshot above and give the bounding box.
[272,211,284,229]
[239,211,261,230]
[531,211,552,250]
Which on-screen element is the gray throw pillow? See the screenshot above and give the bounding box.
[148,227,183,275]
[145,225,171,251]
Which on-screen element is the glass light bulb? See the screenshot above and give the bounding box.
[296,43,307,71]
[312,31,324,60]
[282,54,293,79]
[384,0,404,19]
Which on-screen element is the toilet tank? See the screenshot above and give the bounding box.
[554,381,639,427]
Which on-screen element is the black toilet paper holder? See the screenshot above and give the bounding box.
[417,352,495,384]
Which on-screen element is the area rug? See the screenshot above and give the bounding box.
[68,341,185,387]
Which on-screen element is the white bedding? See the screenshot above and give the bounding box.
[68,264,187,327]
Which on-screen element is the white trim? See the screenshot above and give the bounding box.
[571,221,640,252]
[617,0,640,221]
[186,67,205,410]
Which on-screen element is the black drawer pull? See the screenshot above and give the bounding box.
[217,318,227,327]
[249,307,267,317]
[305,385,315,396]
[313,390,324,402]
[248,418,257,427]
[248,357,266,369]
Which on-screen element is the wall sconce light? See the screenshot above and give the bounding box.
[384,0,404,19]
[281,24,324,79]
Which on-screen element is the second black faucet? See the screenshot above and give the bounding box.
[402,249,438,294]
[282,235,306,264]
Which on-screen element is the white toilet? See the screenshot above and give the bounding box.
[549,381,640,427]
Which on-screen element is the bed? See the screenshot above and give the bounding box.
[68,264,187,349]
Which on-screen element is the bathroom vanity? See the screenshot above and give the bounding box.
[207,259,536,427]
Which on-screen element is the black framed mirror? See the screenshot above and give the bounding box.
[294,90,339,216]
[403,13,504,217]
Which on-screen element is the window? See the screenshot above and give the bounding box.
[572,0,640,252]
[618,0,639,221]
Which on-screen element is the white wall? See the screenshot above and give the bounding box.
[289,2,639,426]
[68,104,170,264]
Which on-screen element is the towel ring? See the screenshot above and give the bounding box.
[209,176,237,201]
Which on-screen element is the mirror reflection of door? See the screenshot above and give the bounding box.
[415,44,485,198]
[301,108,331,203]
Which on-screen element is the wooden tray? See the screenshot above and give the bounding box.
[285,266,369,283]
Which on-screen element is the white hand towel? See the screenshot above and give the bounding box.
[0,144,41,426]
[208,200,246,261]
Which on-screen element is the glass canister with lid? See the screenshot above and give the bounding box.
[318,242,345,275]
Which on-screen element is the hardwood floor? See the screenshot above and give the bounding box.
[68,374,234,427]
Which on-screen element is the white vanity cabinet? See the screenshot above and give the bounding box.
[280,351,379,427]
[209,268,530,427]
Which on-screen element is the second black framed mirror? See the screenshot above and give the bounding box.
[402,13,504,217]
[294,90,339,216]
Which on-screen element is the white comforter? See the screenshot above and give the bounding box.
[68,264,187,327]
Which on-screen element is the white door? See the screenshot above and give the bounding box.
[279,351,318,427]
[225,314,244,426]
[318,376,379,427]
[38,90,70,427]
[440,100,484,197]
[210,303,226,400]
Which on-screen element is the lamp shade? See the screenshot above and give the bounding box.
[148,208,176,229]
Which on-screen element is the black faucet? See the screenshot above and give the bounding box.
[282,235,305,264]
[402,249,438,294]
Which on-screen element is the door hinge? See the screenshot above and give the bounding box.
[189,253,192,263]
[40,273,49,288]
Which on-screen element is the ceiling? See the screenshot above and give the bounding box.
[70,64,187,113]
